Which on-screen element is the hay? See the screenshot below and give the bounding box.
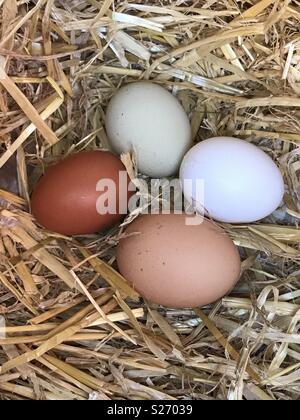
[0,0,299,401]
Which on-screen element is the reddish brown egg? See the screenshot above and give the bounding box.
[117,214,241,308]
[31,151,132,236]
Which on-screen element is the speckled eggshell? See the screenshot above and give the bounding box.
[117,214,241,308]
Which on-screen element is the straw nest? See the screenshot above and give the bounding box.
[0,0,299,401]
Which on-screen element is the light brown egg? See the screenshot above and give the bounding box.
[117,214,241,308]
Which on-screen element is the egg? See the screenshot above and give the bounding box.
[180,137,285,223]
[31,151,132,236]
[106,82,192,178]
[117,214,241,308]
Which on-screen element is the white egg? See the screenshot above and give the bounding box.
[106,82,192,178]
[180,137,285,223]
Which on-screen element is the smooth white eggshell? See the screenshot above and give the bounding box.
[106,82,192,178]
[180,137,285,223]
